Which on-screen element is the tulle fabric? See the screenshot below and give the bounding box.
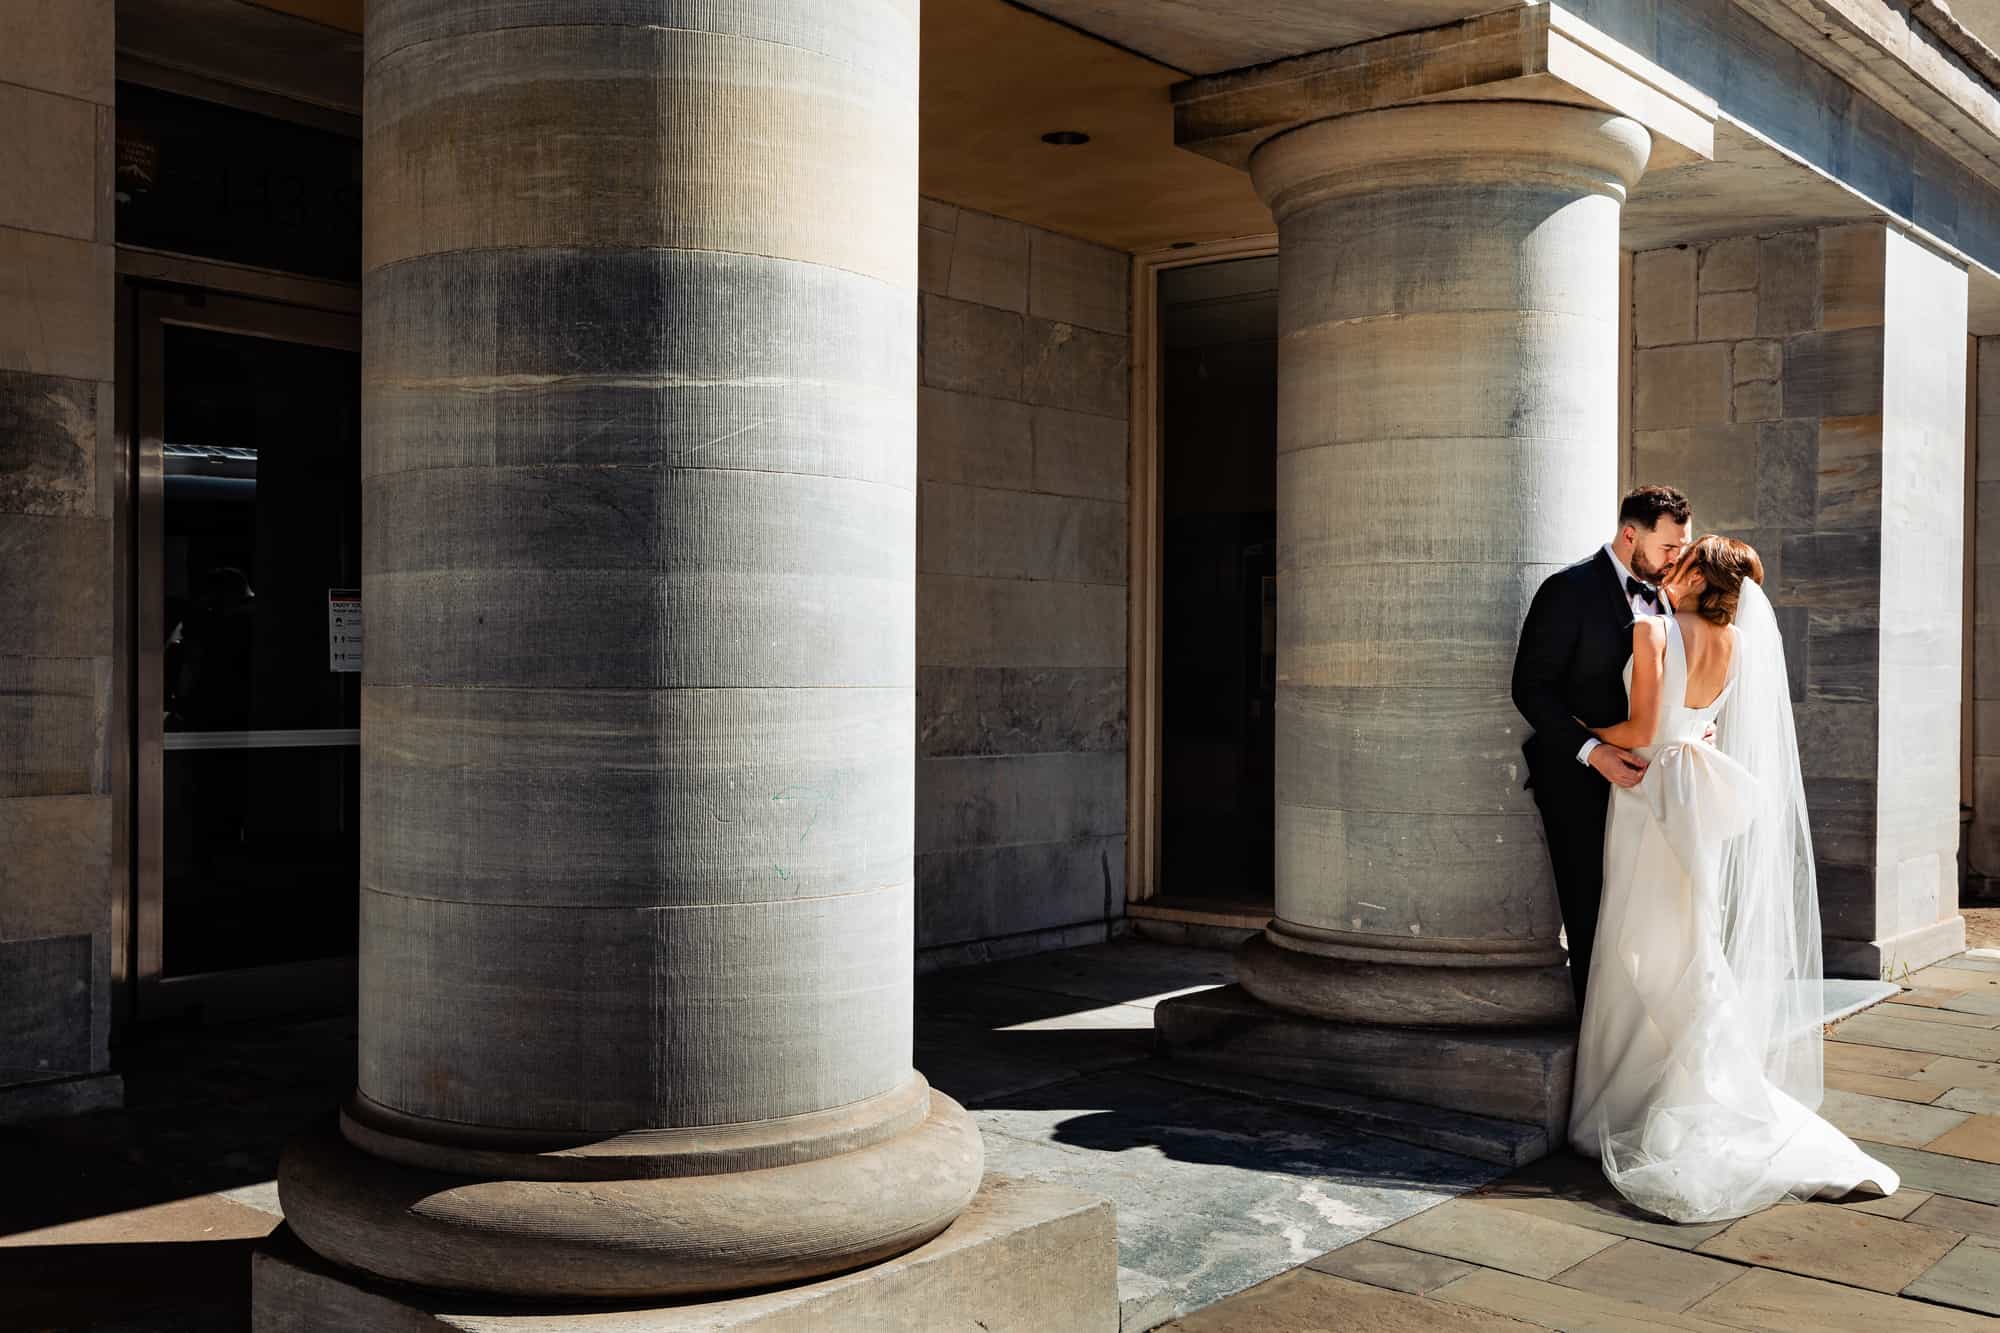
[1569,583,1898,1223]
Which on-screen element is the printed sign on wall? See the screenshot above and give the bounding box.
[328,588,362,673]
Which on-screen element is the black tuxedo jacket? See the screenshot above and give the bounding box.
[1511,549,1638,792]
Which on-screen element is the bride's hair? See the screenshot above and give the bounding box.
[1678,535,1764,626]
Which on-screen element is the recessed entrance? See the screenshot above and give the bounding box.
[1154,256,1279,911]
[129,289,361,1020]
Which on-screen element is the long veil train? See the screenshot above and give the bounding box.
[1576,579,1896,1223]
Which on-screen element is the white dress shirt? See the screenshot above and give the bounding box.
[1578,544,1670,768]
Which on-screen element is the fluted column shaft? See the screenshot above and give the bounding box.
[275,0,980,1305]
[1238,102,1651,1028]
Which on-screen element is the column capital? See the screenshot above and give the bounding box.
[1248,101,1654,224]
[1172,4,1715,176]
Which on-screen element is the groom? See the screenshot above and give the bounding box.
[1511,485,1693,1016]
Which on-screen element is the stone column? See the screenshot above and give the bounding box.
[1162,102,1651,1144]
[271,0,981,1304]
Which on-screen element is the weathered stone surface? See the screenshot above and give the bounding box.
[1784,325,1887,418]
[0,0,110,105]
[1757,229,1821,335]
[917,666,1125,758]
[923,293,1024,400]
[0,227,112,383]
[919,388,1033,491]
[1904,1235,2000,1317]
[1817,1089,1968,1147]
[1274,685,1530,816]
[1815,413,1884,529]
[1028,229,1127,335]
[1029,405,1126,501]
[254,1175,1118,1331]
[1734,338,1782,383]
[1022,318,1126,418]
[1732,377,1781,422]
[0,1068,120,1126]
[0,656,105,799]
[1820,223,1887,331]
[1633,246,1695,346]
[1170,1269,1543,1331]
[916,752,1125,853]
[0,83,95,245]
[918,481,1124,583]
[917,574,1124,668]
[1777,530,1880,605]
[0,370,97,517]
[359,883,915,1131]
[1700,235,1758,292]
[1437,1266,1741,1330]
[1633,343,1731,428]
[1756,417,1816,526]
[915,836,1123,948]
[1636,424,1758,529]
[945,209,1029,314]
[0,934,90,1076]
[1698,289,1755,340]
[0,794,110,941]
[0,515,109,658]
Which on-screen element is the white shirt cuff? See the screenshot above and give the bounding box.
[1578,737,1601,766]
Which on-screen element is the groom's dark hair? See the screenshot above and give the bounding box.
[1619,485,1691,529]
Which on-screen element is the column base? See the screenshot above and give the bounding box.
[1155,984,1575,1151]
[1826,913,1969,981]
[279,1082,986,1301]
[252,1176,1119,1333]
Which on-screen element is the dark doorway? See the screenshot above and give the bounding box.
[1157,258,1279,908]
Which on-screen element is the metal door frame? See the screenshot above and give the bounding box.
[124,281,362,1025]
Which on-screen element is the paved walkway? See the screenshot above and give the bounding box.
[1166,952,2000,1331]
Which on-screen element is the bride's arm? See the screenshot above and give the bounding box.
[1585,619,1667,750]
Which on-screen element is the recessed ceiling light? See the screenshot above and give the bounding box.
[1040,130,1090,146]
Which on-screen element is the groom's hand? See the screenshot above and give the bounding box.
[1588,745,1648,788]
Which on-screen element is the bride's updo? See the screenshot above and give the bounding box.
[1678,535,1765,626]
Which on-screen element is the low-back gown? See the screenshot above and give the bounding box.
[1568,612,1898,1223]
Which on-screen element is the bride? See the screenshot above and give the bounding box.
[1567,534,1899,1223]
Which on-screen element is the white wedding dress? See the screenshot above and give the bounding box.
[1568,588,1898,1223]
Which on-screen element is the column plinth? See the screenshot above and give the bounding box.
[1162,101,1651,1146]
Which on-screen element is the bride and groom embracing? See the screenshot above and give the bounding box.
[1512,484,1899,1224]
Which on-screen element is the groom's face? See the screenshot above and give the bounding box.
[1629,518,1691,581]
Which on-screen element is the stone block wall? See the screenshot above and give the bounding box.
[914,199,1130,966]
[0,1,119,1101]
[1630,224,1969,977]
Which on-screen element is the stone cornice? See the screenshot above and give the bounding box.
[1171,6,1717,172]
[1735,0,2000,192]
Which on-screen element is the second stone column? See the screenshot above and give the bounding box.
[1166,102,1652,1141]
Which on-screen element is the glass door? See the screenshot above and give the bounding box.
[131,288,361,1020]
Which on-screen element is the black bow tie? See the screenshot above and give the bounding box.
[1626,576,1663,609]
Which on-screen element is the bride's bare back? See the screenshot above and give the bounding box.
[1676,611,1735,710]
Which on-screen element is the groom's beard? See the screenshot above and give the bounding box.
[1631,552,1669,581]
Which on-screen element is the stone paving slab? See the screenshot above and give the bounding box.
[1909,1195,2000,1241]
[1370,1196,1620,1279]
[1161,1269,1545,1331]
[1905,1236,2000,1315]
[1927,1115,2000,1165]
[1303,1237,1477,1294]
[1549,1237,1742,1312]
[1882,1002,2000,1028]
[1684,1266,1999,1331]
[1834,1013,2000,1061]
[1432,1266,1746,1331]
[1827,1066,1954,1103]
[1940,1088,2000,1115]
[1850,1140,2000,1205]
[1819,1086,1970,1145]
[1826,1041,1940,1077]
[1693,1200,1962,1292]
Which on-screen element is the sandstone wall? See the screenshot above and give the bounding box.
[914,199,1130,966]
[1630,224,1969,976]
[0,0,117,1100]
